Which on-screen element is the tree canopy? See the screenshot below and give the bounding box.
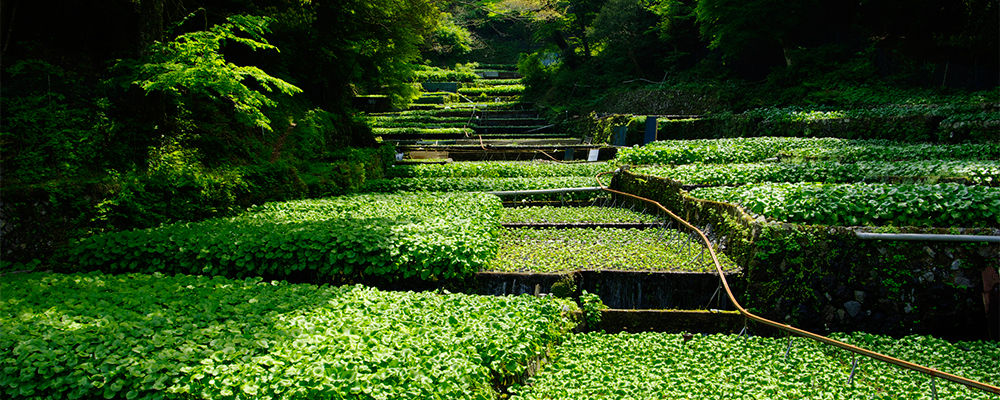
[1,0,443,182]
[1,0,996,184]
[122,14,303,131]
[507,0,997,113]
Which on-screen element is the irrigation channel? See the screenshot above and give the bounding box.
[382,66,999,397]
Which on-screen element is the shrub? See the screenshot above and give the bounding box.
[0,60,111,184]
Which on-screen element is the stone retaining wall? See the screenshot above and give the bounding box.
[613,169,1000,340]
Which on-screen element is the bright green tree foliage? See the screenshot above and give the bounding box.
[426,12,476,56]
[124,15,302,131]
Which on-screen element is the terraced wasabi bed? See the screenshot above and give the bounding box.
[1,273,580,400]
[509,332,1000,399]
[487,227,737,273]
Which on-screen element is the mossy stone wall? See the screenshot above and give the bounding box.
[613,169,1000,340]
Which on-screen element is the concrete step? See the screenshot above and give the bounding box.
[453,138,583,146]
[389,138,582,146]
[475,70,521,79]
[398,146,619,162]
[474,118,550,127]
[597,309,743,334]
[472,125,557,135]
[474,269,740,310]
[380,133,569,142]
[475,133,570,139]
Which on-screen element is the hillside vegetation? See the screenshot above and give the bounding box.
[3,0,997,264]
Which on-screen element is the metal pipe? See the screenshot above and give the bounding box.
[594,170,1000,395]
[522,124,557,134]
[486,187,603,196]
[856,232,1000,243]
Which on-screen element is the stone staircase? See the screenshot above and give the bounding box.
[371,65,618,161]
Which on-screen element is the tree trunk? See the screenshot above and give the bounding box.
[628,48,644,77]
[138,0,164,56]
[523,23,531,54]
[1,0,20,66]
[136,0,167,136]
[576,18,590,58]
[778,37,794,68]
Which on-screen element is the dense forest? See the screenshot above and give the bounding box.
[482,0,999,114]
[1,0,997,265]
